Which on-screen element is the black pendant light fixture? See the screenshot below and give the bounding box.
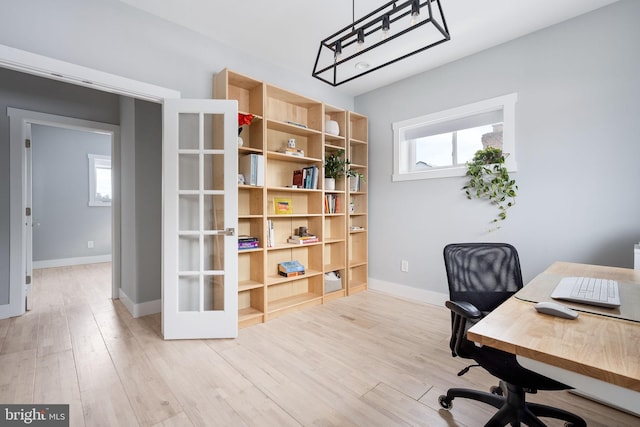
[312,0,450,87]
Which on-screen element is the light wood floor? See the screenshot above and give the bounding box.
[0,263,637,426]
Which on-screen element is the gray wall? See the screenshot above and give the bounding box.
[0,0,354,306]
[133,100,162,303]
[0,0,353,107]
[356,0,640,297]
[31,124,112,262]
[0,67,120,304]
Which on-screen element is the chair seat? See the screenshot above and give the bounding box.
[473,345,569,391]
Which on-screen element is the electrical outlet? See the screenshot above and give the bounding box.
[87,241,94,249]
[401,260,409,272]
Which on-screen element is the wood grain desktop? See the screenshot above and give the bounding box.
[468,262,640,415]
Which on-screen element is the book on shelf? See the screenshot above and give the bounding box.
[285,120,308,129]
[292,169,304,187]
[266,220,274,247]
[278,147,305,157]
[278,270,306,278]
[239,153,264,186]
[287,235,319,244]
[239,241,259,250]
[278,260,305,277]
[238,235,259,250]
[349,175,361,192]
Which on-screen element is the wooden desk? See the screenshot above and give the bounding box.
[467,262,640,414]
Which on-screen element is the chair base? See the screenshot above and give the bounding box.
[439,382,586,427]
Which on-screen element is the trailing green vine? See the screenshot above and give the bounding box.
[463,147,518,227]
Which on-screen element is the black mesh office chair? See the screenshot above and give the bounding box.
[439,243,586,427]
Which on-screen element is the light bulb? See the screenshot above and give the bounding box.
[357,28,365,52]
[334,40,343,61]
[410,0,420,25]
[381,15,390,40]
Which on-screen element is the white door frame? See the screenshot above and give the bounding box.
[1,43,180,319]
[8,108,120,301]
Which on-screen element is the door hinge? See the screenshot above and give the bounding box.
[26,207,31,216]
[25,138,31,148]
[224,227,235,236]
[26,275,31,285]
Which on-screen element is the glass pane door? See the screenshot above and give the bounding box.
[163,100,238,339]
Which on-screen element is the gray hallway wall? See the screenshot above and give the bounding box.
[31,124,112,264]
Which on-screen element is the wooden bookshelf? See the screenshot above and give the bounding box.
[214,69,368,327]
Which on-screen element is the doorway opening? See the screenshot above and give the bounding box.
[31,124,113,267]
[30,123,114,306]
[8,107,121,306]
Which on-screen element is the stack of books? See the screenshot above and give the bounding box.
[238,236,259,250]
[239,154,264,186]
[287,234,319,244]
[278,260,305,277]
[324,194,340,214]
[292,165,318,189]
[278,147,305,157]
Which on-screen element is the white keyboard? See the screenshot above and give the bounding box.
[551,276,621,308]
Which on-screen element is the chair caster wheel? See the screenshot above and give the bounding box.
[438,395,453,410]
[490,385,503,396]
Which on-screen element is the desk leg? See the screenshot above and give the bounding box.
[517,356,640,417]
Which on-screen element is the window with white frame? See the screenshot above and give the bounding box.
[88,154,112,206]
[392,93,517,181]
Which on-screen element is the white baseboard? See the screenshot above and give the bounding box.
[118,288,161,318]
[33,254,112,269]
[368,277,448,307]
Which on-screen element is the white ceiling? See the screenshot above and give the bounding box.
[119,0,619,96]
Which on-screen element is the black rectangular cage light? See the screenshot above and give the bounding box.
[312,0,450,87]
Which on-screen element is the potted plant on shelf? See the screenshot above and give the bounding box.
[324,149,364,191]
[237,113,255,147]
[463,146,518,227]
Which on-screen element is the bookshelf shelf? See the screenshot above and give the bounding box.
[267,292,323,314]
[238,247,263,254]
[266,242,323,251]
[266,270,323,286]
[214,68,367,328]
[266,187,322,193]
[239,147,263,155]
[239,281,264,292]
[238,214,263,219]
[239,307,263,322]
[265,150,322,163]
[266,119,323,136]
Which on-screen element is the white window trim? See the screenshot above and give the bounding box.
[88,154,112,206]
[392,93,518,181]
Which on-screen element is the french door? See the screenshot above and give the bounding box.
[162,99,238,339]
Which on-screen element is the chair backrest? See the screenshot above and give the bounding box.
[443,243,523,313]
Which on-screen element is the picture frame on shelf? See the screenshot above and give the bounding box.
[274,197,293,214]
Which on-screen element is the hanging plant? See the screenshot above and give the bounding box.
[463,147,518,226]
